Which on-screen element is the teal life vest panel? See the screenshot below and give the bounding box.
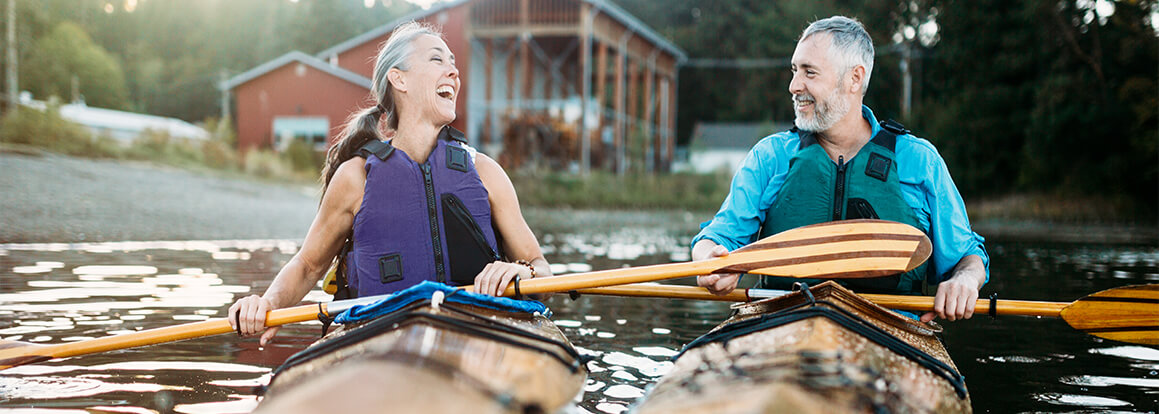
[759,120,928,294]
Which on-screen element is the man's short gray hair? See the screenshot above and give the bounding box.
[801,16,874,95]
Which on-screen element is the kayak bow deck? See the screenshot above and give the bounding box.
[635,281,971,413]
[254,297,586,414]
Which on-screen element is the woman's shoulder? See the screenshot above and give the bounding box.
[331,156,369,189]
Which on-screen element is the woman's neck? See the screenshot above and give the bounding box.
[391,121,443,163]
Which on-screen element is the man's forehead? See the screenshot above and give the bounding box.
[792,33,834,66]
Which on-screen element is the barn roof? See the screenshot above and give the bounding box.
[315,0,686,62]
[220,51,372,91]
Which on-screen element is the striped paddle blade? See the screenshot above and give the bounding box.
[486,219,931,297]
[720,219,931,278]
[1061,284,1159,346]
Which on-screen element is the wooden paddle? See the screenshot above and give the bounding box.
[464,219,931,297]
[0,293,386,370]
[0,219,929,370]
[575,283,1159,346]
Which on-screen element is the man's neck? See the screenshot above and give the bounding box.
[815,107,872,163]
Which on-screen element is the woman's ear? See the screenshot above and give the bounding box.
[387,68,407,93]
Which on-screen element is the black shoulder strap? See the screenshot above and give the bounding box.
[790,125,819,150]
[441,125,468,143]
[872,119,909,153]
[357,140,394,161]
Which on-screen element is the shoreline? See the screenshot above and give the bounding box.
[1,151,1154,245]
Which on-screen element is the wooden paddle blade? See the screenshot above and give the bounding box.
[719,219,931,278]
[1061,284,1159,346]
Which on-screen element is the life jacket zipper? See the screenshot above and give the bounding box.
[421,163,446,283]
[833,155,846,221]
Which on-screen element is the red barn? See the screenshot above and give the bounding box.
[222,0,685,173]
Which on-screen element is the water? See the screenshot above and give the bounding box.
[0,217,1156,413]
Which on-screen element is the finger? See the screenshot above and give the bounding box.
[228,303,240,331]
[697,275,718,288]
[944,290,961,321]
[474,263,496,294]
[711,245,729,258]
[259,326,280,347]
[246,300,266,336]
[962,293,977,319]
[933,288,948,321]
[920,312,935,323]
[481,263,504,296]
[498,268,519,297]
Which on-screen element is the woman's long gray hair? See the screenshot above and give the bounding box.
[321,21,442,193]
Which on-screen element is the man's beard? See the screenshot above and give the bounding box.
[793,83,851,133]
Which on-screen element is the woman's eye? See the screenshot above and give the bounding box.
[432,56,442,62]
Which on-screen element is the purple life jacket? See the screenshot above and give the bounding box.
[345,126,501,297]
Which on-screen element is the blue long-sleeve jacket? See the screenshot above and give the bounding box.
[692,106,989,285]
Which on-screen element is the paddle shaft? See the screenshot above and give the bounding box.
[0,300,354,369]
[575,284,1069,317]
[462,260,723,297]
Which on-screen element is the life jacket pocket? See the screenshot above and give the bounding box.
[846,198,880,220]
[441,193,499,286]
[378,254,404,284]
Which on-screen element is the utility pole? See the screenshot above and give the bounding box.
[6,0,17,110]
[900,42,912,119]
[219,69,230,122]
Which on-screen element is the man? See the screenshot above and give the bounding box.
[692,16,988,322]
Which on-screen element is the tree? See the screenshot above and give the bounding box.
[21,21,129,109]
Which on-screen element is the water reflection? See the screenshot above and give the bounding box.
[0,231,1156,413]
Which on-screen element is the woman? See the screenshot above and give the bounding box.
[229,21,551,346]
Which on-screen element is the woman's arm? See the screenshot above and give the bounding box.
[228,158,366,344]
[472,153,552,296]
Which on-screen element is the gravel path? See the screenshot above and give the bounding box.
[2,151,1153,245]
[1,151,320,243]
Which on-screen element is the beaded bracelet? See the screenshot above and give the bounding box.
[514,259,537,278]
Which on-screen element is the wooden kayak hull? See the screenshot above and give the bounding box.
[635,281,972,413]
[254,300,586,414]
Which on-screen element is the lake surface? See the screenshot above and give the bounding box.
[0,213,1156,413]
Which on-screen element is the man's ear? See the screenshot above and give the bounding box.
[848,65,866,95]
[387,68,407,93]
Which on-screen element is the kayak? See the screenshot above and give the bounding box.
[634,281,972,413]
[252,283,587,414]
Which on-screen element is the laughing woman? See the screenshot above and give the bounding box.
[228,21,551,345]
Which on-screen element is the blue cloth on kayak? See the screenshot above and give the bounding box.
[333,280,549,324]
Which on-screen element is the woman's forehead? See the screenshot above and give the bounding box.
[412,34,451,54]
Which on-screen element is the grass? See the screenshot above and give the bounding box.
[509,170,732,211]
[4,105,1152,224]
[0,105,322,186]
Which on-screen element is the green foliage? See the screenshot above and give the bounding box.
[0,104,120,157]
[124,129,207,168]
[510,170,731,211]
[21,22,129,110]
[243,149,295,180]
[283,138,325,175]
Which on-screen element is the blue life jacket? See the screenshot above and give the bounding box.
[345,126,501,297]
[759,120,929,294]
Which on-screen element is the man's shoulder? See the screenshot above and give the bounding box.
[895,133,942,160]
[753,129,800,153]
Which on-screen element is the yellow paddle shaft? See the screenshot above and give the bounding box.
[575,284,1069,317]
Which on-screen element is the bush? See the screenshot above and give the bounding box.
[0,105,105,156]
[244,149,295,179]
[124,129,205,167]
[509,170,731,211]
[283,139,325,174]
